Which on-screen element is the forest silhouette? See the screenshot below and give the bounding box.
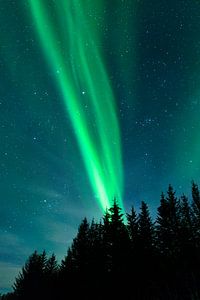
[2,182,200,299]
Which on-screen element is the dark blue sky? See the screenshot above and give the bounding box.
[1,0,200,293]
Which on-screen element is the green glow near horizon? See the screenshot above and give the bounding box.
[28,0,124,211]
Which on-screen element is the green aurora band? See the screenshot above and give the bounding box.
[28,0,124,211]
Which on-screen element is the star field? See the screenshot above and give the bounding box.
[1,0,200,293]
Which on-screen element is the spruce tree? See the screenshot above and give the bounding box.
[126,206,140,292]
[156,186,180,257]
[59,247,74,299]
[44,254,58,299]
[157,192,170,255]
[102,208,111,273]
[45,253,58,275]
[179,195,194,252]
[109,199,128,273]
[87,220,103,273]
[70,217,90,274]
[59,218,90,299]
[138,201,154,251]
[137,201,156,298]
[126,206,138,244]
[13,251,47,300]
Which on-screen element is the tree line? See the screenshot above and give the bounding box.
[2,182,200,299]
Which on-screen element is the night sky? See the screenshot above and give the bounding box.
[1,0,200,293]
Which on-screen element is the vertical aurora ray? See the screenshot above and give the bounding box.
[28,0,124,211]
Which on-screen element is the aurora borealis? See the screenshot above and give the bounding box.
[28,0,124,211]
[1,0,200,293]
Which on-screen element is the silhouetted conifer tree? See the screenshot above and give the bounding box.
[137,201,156,297]
[45,253,58,275]
[44,254,58,299]
[60,247,73,275]
[13,251,46,300]
[109,199,128,274]
[138,201,155,251]
[179,195,194,252]
[58,247,75,299]
[127,206,138,244]
[126,206,140,294]
[157,186,180,258]
[87,220,103,273]
[70,217,90,274]
[102,208,111,273]
[66,218,90,298]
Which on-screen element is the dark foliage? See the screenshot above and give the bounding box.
[3,183,200,299]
